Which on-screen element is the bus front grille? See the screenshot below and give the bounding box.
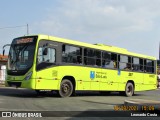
[7,82,21,87]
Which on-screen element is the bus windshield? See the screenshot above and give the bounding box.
[8,37,37,75]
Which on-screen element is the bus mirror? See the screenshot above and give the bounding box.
[43,48,48,55]
[2,44,11,56]
[3,49,5,56]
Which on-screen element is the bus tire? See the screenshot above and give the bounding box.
[125,82,134,97]
[58,79,73,97]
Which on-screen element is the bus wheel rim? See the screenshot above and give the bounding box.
[62,83,70,93]
[127,86,132,94]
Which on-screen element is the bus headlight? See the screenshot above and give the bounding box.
[24,72,32,80]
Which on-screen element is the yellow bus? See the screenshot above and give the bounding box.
[4,34,157,97]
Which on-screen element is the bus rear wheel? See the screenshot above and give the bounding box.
[125,82,134,97]
[58,79,73,97]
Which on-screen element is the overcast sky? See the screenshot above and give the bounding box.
[0,0,160,58]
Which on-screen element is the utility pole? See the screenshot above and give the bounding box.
[159,42,160,60]
[27,24,29,35]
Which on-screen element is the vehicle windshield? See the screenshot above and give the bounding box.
[8,37,37,74]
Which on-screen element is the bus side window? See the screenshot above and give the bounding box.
[84,57,87,65]
[37,42,56,71]
[62,44,82,64]
[113,61,117,68]
[118,55,130,70]
[111,53,117,68]
[77,56,82,64]
[96,59,101,66]
[37,47,43,63]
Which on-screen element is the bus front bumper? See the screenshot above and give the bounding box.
[5,79,36,89]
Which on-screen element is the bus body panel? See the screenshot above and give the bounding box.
[141,74,157,90]
[35,67,59,90]
[35,66,156,92]
[100,69,119,91]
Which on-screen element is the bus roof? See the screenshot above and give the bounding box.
[21,34,157,60]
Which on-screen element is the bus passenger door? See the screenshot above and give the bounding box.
[35,40,61,90]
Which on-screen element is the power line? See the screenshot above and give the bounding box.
[0,25,26,29]
[0,24,29,35]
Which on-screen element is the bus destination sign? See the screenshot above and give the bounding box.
[16,38,33,44]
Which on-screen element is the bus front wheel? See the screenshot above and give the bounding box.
[58,79,73,97]
[125,82,134,97]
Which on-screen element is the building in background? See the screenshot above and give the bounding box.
[0,55,8,84]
